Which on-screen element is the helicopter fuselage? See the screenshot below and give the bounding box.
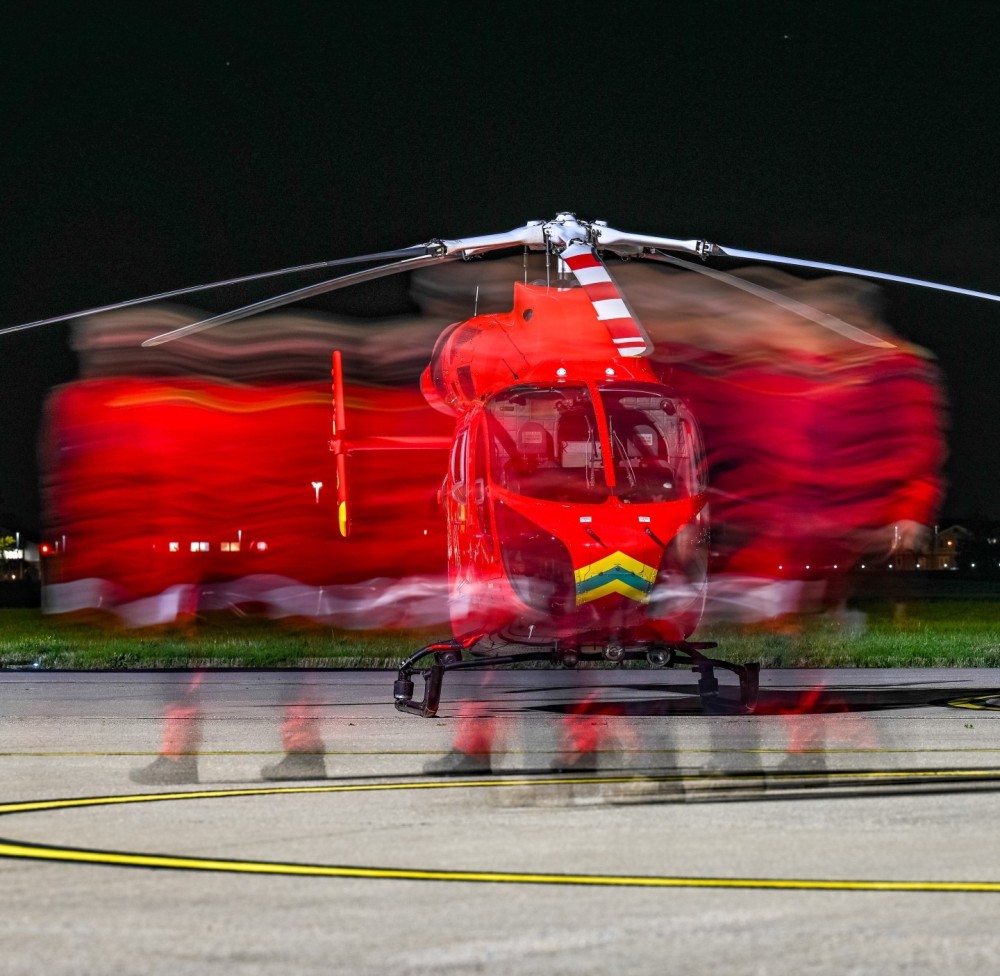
[424,280,709,647]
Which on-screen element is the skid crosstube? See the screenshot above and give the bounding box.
[393,637,760,718]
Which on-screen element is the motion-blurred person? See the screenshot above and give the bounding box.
[129,670,328,784]
[39,305,454,782]
[422,681,623,776]
[38,305,452,628]
[614,262,948,625]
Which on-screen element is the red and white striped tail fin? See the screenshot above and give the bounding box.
[560,242,654,357]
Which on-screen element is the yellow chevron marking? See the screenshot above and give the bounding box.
[576,578,652,605]
[574,550,657,604]
[574,551,657,585]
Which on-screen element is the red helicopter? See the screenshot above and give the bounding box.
[382,251,730,716]
[7,212,1000,716]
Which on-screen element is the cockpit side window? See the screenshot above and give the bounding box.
[471,417,495,554]
[449,426,468,503]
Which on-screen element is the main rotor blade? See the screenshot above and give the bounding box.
[715,246,1000,303]
[561,243,654,357]
[141,253,454,347]
[644,250,896,349]
[0,246,430,337]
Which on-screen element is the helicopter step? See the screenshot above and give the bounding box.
[392,636,759,718]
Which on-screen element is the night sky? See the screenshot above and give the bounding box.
[2,3,999,535]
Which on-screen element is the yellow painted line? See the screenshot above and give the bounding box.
[3,773,1000,891]
[0,751,458,758]
[771,768,1000,780]
[0,751,289,759]
[1,838,999,891]
[0,778,675,815]
[9,747,1000,758]
[947,697,1000,711]
[3,767,1000,817]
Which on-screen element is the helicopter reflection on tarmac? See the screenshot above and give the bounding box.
[36,252,943,781]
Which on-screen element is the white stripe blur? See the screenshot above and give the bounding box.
[572,265,612,286]
[592,297,631,321]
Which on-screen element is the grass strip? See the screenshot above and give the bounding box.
[1,601,999,670]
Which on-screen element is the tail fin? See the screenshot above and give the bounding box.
[561,243,653,357]
[331,350,350,538]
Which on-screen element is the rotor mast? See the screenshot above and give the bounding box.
[429,212,714,261]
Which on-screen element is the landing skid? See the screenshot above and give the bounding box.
[393,636,759,718]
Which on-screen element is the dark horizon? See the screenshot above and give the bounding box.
[3,5,999,534]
